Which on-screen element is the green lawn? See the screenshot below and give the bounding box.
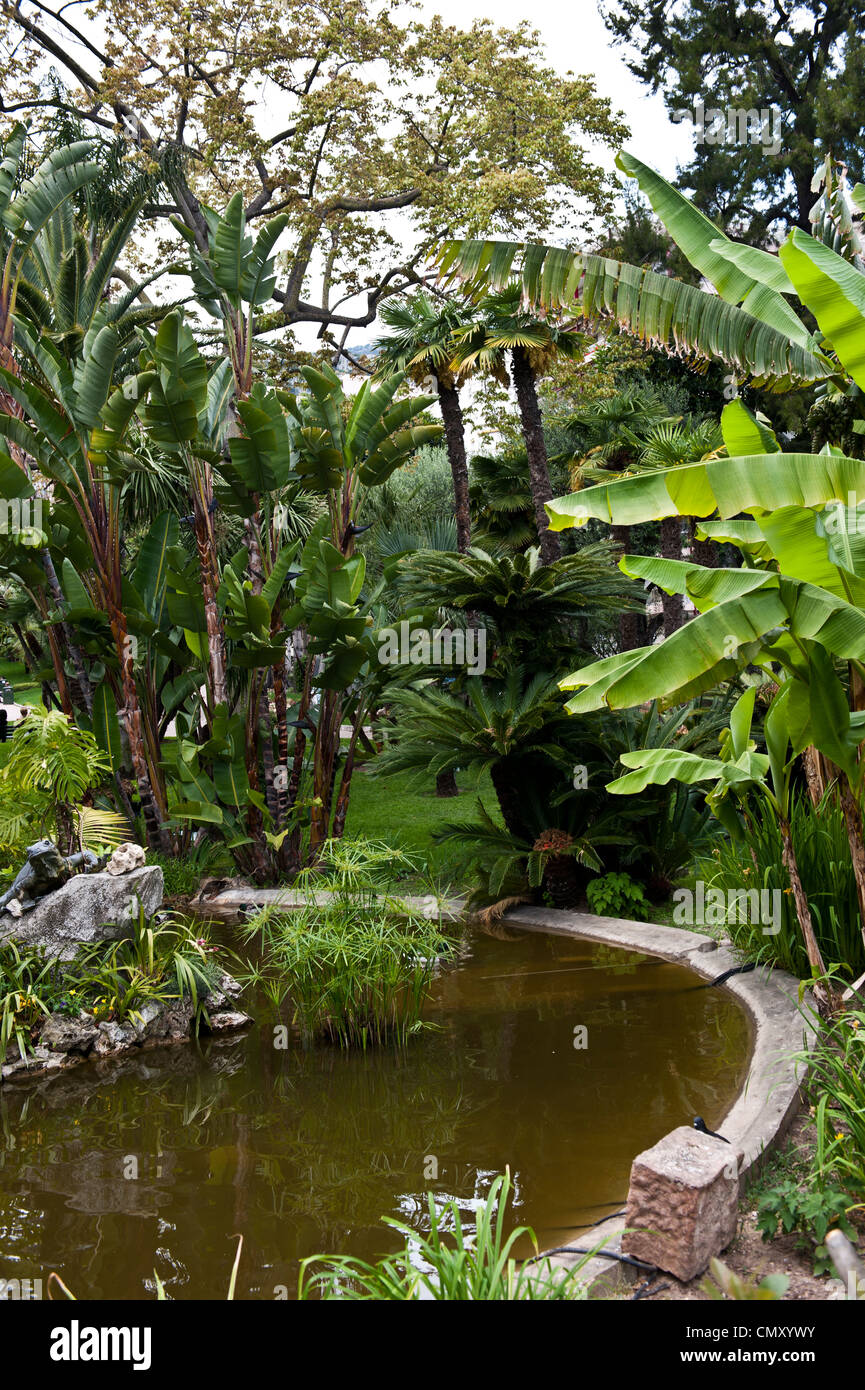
[343,762,499,881]
[0,658,43,708]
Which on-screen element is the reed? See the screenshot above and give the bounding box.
[298,1172,594,1299]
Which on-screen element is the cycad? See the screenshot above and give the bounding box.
[395,544,637,670]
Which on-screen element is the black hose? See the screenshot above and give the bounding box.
[705,962,756,988]
[529,1246,656,1271]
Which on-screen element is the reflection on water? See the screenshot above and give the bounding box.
[0,929,751,1299]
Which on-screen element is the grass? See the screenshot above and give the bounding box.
[344,762,499,881]
[0,658,44,709]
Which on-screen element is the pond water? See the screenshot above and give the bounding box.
[0,927,751,1300]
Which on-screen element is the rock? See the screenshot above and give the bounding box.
[139,997,195,1043]
[202,970,245,1012]
[0,865,164,961]
[622,1125,743,1282]
[39,1013,99,1055]
[92,1019,138,1055]
[5,898,22,918]
[204,1009,252,1034]
[105,842,146,876]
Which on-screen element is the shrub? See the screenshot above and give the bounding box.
[586,871,649,921]
[694,791,865,977]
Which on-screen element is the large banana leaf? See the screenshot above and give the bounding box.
[719,399,780,454]
[133,511,179,623]
[241,215,290,306]
[142,312,209,448]
[615,152,815,352]
[92,680,124,772]
[561,589,787,711]
[437,244,832,387]
[546,450,865,530]
[71,324,119,430]
[779,228,865,391]
[606,746,769,795]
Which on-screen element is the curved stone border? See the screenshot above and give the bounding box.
[500,906,818,1296]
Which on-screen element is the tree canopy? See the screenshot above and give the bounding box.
[0,0,628,351]
[599,0,865,240]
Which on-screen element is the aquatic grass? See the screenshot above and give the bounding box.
[0,939,61,1063]
[297,1172,594,1299]
[244,900,452,1047]
[242,837,457,1048]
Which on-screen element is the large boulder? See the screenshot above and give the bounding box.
[0,865,164,960]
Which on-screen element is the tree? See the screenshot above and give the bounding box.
[599,0,865,240]
[374,293,474,553]
[566,387,670,648]
[0,2,628,343]
[636,416,724,634]
[451,287,585,564]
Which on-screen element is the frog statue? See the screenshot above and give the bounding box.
[0,839,107,916]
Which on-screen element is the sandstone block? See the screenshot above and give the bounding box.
[622,1125,742,1281]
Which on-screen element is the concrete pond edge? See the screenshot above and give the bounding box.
[499,905,818,1298]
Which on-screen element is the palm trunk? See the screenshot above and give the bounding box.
[612,523,642,652]
[838,773,865,958]
[332,699,366,838]
[41,550,93,715]
[436,769,458,798]
[192,482,228,710]
[802,746,826,808]
[689,518,717,569]
[779,813,833,1011]
[436,376,471,554]
[660,516,684,636]
[510,347,560,565]
[106,598,167,852]
[491,757,534,842]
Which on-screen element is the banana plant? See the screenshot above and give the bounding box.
[607,684,831,989]
[545,388,865,962]
[171,191,288,399]
[279,363,443,856]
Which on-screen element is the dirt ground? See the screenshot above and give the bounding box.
[636,1113,862,1301]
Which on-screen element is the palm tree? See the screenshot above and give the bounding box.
[450,286,585,565]
[635,417,724,635]
[567,388,670,648]
[374,293,475,553]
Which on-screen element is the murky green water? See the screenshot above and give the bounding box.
[0,927,751,1299]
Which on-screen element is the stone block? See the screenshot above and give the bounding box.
[622,1125,742,1281]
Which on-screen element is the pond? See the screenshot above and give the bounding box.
[0,926,752,1299]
